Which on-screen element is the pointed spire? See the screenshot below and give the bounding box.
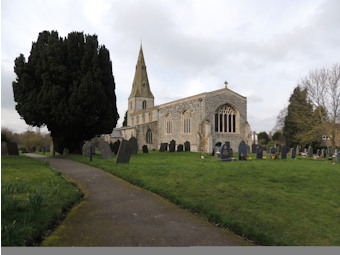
[129,45,154,99]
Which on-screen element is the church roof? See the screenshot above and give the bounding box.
[129,45,154,99]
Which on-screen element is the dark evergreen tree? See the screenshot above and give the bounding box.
[13,31,119,153]
[122,110,128,127]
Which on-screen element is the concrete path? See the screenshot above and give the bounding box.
[26,154,253,247]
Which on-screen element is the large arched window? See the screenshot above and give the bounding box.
[146,129,152,143]
[182,110,191,133]
[214,105,236,133]
[165,113,172,134]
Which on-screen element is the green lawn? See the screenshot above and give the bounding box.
[1,155,82,246]
[66,151,340,246]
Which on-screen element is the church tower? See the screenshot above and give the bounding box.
[128,45,154,125]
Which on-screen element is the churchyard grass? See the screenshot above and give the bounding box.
[67,151,340,246]
[1,155,82,246]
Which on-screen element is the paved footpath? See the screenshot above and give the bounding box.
[26,154,254,247]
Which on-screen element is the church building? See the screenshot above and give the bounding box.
[114,45,251,153]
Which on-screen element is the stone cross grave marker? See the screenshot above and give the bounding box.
[129,137,138,154]
[169,140,176,152]
[116,139,132,164]
[220,144,231,162]
[177,144,183,152]
[98,140,113,159]
[308,146,313,157]
[281,146,287,159]
[256,146,263,159]
[238,141,247,160]
[291,148,296,159]
[1,142,8,155]
[142,145,148,153]
[184,141,190,152]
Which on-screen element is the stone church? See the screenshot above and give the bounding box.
[111,45,251,153]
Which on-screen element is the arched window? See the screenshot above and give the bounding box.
[165,113,172,134]
[214,105,236,133]
[182,110,191,133]
[142,100,146,109]
[146,129,152,143]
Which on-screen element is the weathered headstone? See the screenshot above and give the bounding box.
[281,146,287,159]
[142,145,148,153]
[256,146,263,159]
[317,149,321,156]
[177,144,184,152]
[7,142,19,156]
[116,139,132,164]
[1,142,8,155]
[220,144,231,162]
[63,148,69,156]
[296,146,300,155]
[337,151,340,163]
[304,148,308,154]
[111,140,121,155]
[184,141,190,152]
[322,149,326,158]
[159,143,168,152]
[270,147,276,155]
[169,140,176,152]
[251,144,257,153]
[82,141,94,157]
[98,140,113,159]
[129,137,138,154]
[214,146,221,158]
[291,148,296,159]
[238,141,247,160]
[308,146,313,157]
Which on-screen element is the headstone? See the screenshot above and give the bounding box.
[304,148,308,154]
[322,149,326,158]
[177,144,183,152]
[335,149,338,155]
[220,144,231,162]
[98,140,113,159]
[256,146,263,159]
[238,141,247,160]
[129,137,138,154]
[116,139,132,164]
[281,146,287,159]
[159,143,168,152]
[82,141,94,157]
[337,151,340,163]
[251,144,257,153]
[184,141,190,152]
[7,142,19,156]
[296,146,300,155]
[214,146,221,158]
[1,142,8,155]
[142,145,148,153]
[308,146,313,157]
[317,149,321,156]
[169,140,176,152]
[270,147,276,155]
[329,148,333,157]
[112,140,121,155]
[63,148,69,156]
[291,148,296,159]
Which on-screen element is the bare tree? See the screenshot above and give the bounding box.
[301,63,340,149]
[272,107,287,132]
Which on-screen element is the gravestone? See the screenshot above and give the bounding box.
[322,149,326,158]
[329,148,333,156]
[251,144,257,153]
[335,149,338,155]
[129,137,138,154]
[256,146,263,159]
[337,151,340,163]
[238,141,247,160]
[304,148,308,154]
[63,148,69,156]
[116,139,132,164]
[159,143,168,152]
[112,140,121,155]
[1,142,8,155]
[291,148,296,159]
[169,140,176,152]
[184,141,190,152]
[142,145,148,153]
[214,146,221,158]
[270,147,276,155]
[281,146,287,159]
[82,141,94,157]
[220,144,231,162]
[296,146,300,155]
[7,142,19,156]
[317,149,321,156]
[177,144,183,152]
[98,140,113,159]
[308,146,313,157]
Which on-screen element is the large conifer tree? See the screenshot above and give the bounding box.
[13,31,119,153]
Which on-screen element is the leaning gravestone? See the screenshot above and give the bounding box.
[291,148,296,159]
[82,141,93,157]
[256,146,263,159]
[159,143,168,152]
[238,141,247,160]
[129,137,138,154]
[281,146,287,159]
[177,144,183,152]
[220,144,231,162]
[169,140,176,152]
[7,142,19,156]
[116,139,132,164]
[308,146,313,157]
[1,142,8,155]
[142,145,148,153]
[98,140,113,159]
[184,141,190,152]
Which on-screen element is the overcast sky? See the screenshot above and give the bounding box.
[2,0,340,134]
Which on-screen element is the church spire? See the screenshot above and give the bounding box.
[129,44,154,99]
